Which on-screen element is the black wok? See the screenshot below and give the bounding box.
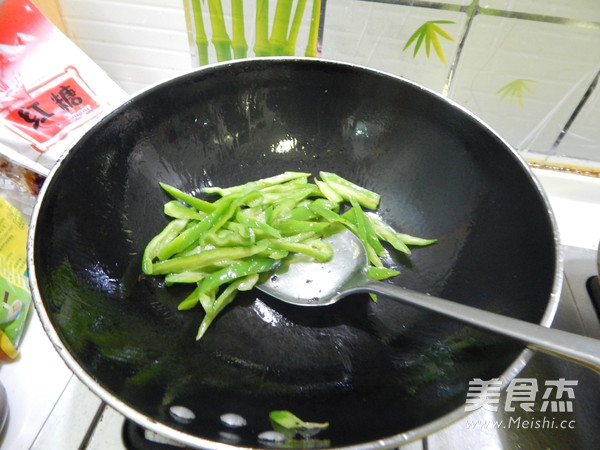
[28,58,560,448]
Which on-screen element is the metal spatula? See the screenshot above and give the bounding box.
[258,229,600,372]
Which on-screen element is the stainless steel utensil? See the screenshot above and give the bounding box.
[259,229,600,372]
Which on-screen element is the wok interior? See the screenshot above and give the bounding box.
[32,59,556,448]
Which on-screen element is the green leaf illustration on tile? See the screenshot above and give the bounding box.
[403,20,455,63]
[495,79,536,107]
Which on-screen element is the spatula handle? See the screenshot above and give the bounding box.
[354,280,600,373]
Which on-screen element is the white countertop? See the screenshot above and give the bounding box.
[533,169,600,252]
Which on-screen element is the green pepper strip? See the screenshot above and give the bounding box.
[151,244,267,274]
[367,215,412,254]
[159,182,216,213]
[141,219,188,274]
[177,284,203,310]
[344,206,383,268]
[309,203,359,235]
[315,178,343,203]
[268,197,300,224]
[195,274,258,340]
[203,229,254,247]
[311,197,341,212]
[367,266,400,280]
[347,199,385,256]
[164,201,206,220]
[277,219,330,235]
[269,410,329,431]
[165,271,208,285]
[196,257,277,297]
[155,221,204,261]
[203,171,311,196]
[283,204,318,221]
[394,233,437,247]
[249,186,315,208]
[178,285,218,311]
[235,209,281,238]
[156,190,258,260]
[266,239,332,262]
[258,181,315,195]
[222,221,253,241]
[319,171,380,210]
[207,190,261,236]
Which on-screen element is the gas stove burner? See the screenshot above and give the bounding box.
[122,420,185,450]
[586,276,600,319]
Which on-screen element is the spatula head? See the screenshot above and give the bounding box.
[257,229,367,306]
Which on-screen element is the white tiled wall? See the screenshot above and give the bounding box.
[57,0,192,94]
[321,1,464,91]
[56,0,600,170]
[484,0,600,23]
[447,15,600,156]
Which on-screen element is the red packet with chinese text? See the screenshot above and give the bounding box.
[0,0,128,184]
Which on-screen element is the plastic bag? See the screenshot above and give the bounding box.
[0,197,31,362]
[0,0,128,179]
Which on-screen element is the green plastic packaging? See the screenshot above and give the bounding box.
[0,197,32,361]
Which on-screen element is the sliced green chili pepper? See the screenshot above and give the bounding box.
[196,257,277,296]
[141,219,188,274]
[155,221,205,261]
[369,214,436,253]
[309,203,359,236]
[394,233,437,247]
[269,410,329,431]
[367,266,400,280]
[159,182,216,213]
[151,244,267,274]
[235,209,281,238]
[165,271,208,285]
[177,284,204,310]
[203,229,254,247]
[277,219,330,235]
[156,191,258,260]
[164,201,206,220]
[284,204,318,222]
[314,178,344,203]
[319,171,380,210]
[346,198,385,264]
[143,171,436,342]
[203,171,310,196]
[195,284,235,340]
[250,185,315,208]
[266,238,332,262]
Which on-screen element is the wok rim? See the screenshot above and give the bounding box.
[27,56,564,449]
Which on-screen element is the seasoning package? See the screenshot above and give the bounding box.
[0,0,128,184]
[0,197,31,361]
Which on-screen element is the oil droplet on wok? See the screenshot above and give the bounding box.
[258,430,286,443]
[220,413,247,428]
[169,405,196,424]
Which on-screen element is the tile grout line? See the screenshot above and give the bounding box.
[552,66,600,151]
